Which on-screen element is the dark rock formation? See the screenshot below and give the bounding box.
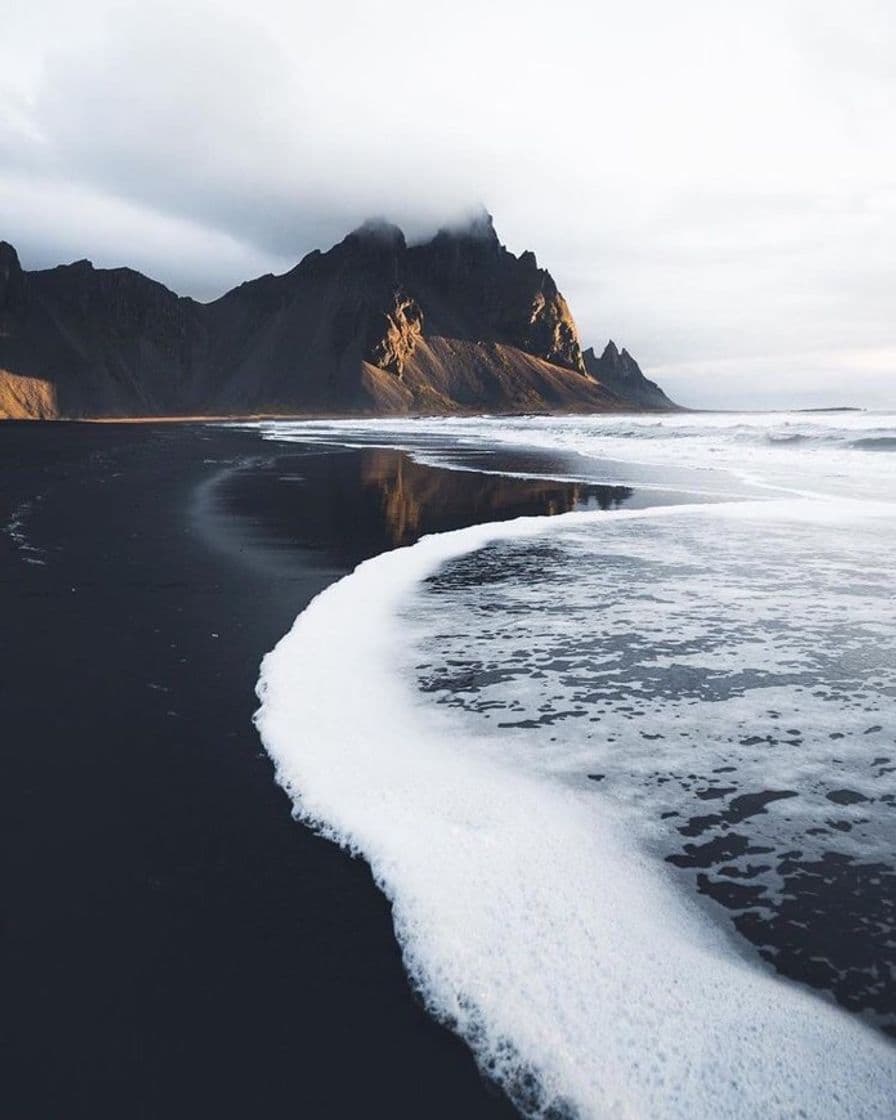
[0,241,25,312]
[583,341,676,410]
[0,215,678,418]
[364,291,424,377]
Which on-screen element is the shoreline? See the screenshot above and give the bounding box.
[4,422,547,1118]
[0,399,690,425]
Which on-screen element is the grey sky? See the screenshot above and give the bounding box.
[1,0,893,407]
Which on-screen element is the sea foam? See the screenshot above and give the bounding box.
[255,502,896,1119]
[252,409,896,502]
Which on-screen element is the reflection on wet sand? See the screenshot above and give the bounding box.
[359,449,633,547]
[210,446,634,570]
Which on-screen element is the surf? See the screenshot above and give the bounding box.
[255,500,896,1119]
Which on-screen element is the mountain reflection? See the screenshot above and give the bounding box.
[212,445,635,570]
[359,449,633,547]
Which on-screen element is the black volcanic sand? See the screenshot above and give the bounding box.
[2,422,643,1119]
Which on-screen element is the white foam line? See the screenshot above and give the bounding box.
[406,453,755,500]
[239,422,773,501]
[256,501,896,1119]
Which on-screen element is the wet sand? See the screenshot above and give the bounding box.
[2,422,622,1119]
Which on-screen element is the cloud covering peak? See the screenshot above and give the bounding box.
[1,0,894,406]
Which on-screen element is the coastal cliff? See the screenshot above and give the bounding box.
[0,215,677,418]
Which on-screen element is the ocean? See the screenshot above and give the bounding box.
[251,412,896,1118]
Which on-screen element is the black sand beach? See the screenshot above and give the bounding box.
[3,422,624,1119]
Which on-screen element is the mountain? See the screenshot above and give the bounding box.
[582,341,673,410]
[0,214,677,419]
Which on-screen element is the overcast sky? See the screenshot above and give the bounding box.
[1,0,893,407]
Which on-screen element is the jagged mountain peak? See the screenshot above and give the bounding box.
[433,207,499,244]
[0,240,25,311]
[343,218,407,251]
[0,216,677,418]
[0,240,22,268]
[583,340,674,409]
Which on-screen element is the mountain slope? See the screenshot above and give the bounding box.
[0,216,678,418]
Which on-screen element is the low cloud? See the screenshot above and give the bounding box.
[1,0,893,406]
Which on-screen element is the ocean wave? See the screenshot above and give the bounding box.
[852,436,896,451]
[764,431,813,444]
[255,501,896,1119]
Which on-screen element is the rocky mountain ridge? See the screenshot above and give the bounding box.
[0,214,677,418]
